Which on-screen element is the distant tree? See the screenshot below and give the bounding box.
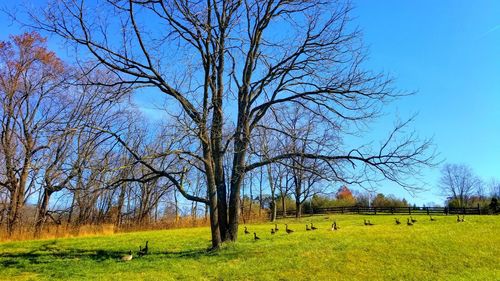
[489,197,498,213]
[336,186,354,200]
[489,179,500,198]
[439,164,481,208]
[353,191,371,207]
[335,185,356,205]
[371,193,408,208]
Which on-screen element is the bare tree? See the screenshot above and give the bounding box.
[0,32,67,235]
[28,0,436,248]
[439,164,481,208]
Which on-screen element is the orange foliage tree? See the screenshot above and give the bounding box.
[336,186,356,205]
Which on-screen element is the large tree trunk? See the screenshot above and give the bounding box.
[7,168,28,236]
[267,166,277,221]
[6,187,19,236]
[295,199,302,218]
[34,189,53,238]
[227,137,249,241]
[115,185,126,228]
[259,168,263,217]
[202,140,222,249]
[281,195,287,218]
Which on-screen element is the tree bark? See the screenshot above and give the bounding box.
[34,189,53,238]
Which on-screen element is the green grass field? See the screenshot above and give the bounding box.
[0,215,498,281]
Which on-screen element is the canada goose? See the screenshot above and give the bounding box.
[306,224,311,231]
[244,226,250,234]
[274,224,279,232]
[254,232,260,241]
[395,218,401,225]
[138,246,145,257]
[456,215,461,223]
[271,228,275,235]
[407,218,413,226]
[310,223,317,230]
[332,221,339,231]
[285,224,294,234]
[121,250,133,261]
[430,215,436,221]
[461,215,465,222]
[410,216,417,223]
[143,241,149,255]
[364,219,369,226]
[367,220,374,226]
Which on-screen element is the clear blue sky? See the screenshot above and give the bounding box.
[350,0,500,205]
[1,1,498,205]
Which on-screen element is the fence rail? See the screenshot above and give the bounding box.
[276,205,484,218]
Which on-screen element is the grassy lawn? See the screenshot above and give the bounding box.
[0,215,498,281]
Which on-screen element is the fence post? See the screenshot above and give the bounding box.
[374,207,377,215]
[477,203,480,215]
[426,207,429,215]
[357,206,360,214]
[408,207,411,215]
[391,207,394,214]
[341,207,344,214]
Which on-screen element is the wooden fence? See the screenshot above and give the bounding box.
[276,205,484,218]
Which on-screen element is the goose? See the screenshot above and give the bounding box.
[121,250,133,261]
[332,221,339,231]
[367,220,374,226]
[143,241,149,255]
[138,246,145,257]
[244,226,250,234]
[410,216,417,223]
[395,218,401,225]
[310,223,317,230]
[456,215,461,223]
[285,224,294,234]
[254,232,260,241]
[364,219,369,226]
[407,218,413,226]
[274,224,279,232]
[430,215,436,221]
[271,228,275,235]
[306,224,311,231]
[461,215,465,222]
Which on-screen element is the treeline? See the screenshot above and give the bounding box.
[0,33,185,238]
[274,186,409,216]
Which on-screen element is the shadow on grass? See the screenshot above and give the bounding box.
[0,241,237,269]
[0,241,130,268]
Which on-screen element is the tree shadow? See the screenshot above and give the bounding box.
[162,248,211,259]
[0,241,240,269]
[0,241,127,268]
[159,246,242,261]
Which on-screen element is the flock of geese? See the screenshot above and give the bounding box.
[121,215,468,260]
[245,214,468,241]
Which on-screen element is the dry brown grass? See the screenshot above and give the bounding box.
[0,213,270,242]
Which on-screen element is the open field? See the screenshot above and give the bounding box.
[0,215,498,281]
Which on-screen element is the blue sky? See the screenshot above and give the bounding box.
[1,1,498,206]
[350,0,500,204]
